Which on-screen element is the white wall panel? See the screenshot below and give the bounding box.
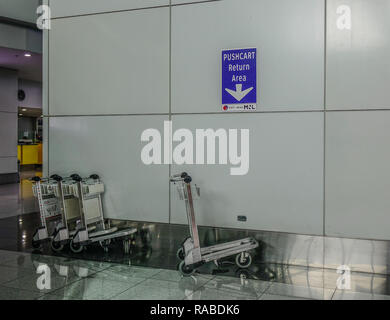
[326,0,390,109]
[42,117,49,177]
[49,115,169,222]
[172,0,216,4]
[50,0,169,18]
[326,111,390,240]
[171,113,324,235]
[171,0,324,113]
[49,8,169,115]
[42,26,48,116]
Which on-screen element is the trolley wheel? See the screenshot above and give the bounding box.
[235,252,252,269]
[176,247,185,261]
[178,261,195,277]
[235,268,251,279]
[70,239,84,253]
[32,239,40,249]
[99,239,111,252]
[51,240,64,252]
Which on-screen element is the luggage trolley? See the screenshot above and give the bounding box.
[31,176,63,248]
[171,172,259,276]
[49,174,97,252]
[69,174,137,253]
[31,174,86,251]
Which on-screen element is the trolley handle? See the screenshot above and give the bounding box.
[170,172,189,182]
[31,176,41,182]
[184,176,192,184]
[50,174,63,182]
[71,174,82,182]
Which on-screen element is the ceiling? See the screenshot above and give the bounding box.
[0,46,42,82]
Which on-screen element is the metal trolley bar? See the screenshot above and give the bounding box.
[171,172,259,276]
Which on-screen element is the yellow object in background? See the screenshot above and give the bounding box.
[18,144,43,165]
[38,143,42,164]
[17,145,21,162]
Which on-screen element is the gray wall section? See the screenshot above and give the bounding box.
[326,0,390,109]
[46,0,390,240]
[325,0,390,240]
[0,23,42,53]
[0,68,18,174]
[0,68,18,112]
[172,0,324,113]
[0,0,40,23]
[49,0,169,18]
[326,111,390,240]
[170,113,324,235]
[49,7,169,115]
[48,116,169,223]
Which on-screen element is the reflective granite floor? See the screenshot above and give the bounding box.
[0,168,41,219]
[0,249,390,300]
[1,212,390,299]
[2,170,390,300]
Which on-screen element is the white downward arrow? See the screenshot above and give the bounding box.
[225,84,253,102]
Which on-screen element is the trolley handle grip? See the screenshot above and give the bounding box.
[71,174,82,182]
[170,172,188,182]
[31,176,41,182]
[50,174,63,182]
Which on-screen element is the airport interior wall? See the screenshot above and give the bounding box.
[0,68,18,175]
[44,0,390,240]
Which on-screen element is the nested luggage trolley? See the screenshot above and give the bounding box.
[31,174,137,254]
[31,174,96,252]
[31,176,63,248]
[49,174,97,252]
[170,172,259,276]
[68,174,137,253]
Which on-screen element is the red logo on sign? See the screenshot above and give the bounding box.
[223,105,228,111]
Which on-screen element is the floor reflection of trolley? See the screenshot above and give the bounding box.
[171,172,259,276]
[69,174,137,254]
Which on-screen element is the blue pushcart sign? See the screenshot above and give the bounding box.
[222,48,257,112]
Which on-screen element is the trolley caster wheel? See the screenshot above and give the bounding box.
[235,252,252,269]
[32,240,40,249]
[178,261,195,277]
[176,247,185,261]
[51,240,64,252]
[235,268,251,279]
[70,240,84,253]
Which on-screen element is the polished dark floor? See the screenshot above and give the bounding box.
[2,171,390,299]
[0,211,277,282]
